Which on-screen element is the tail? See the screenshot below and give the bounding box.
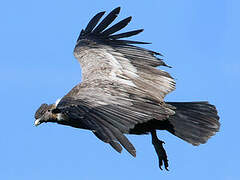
[166,101,220,146]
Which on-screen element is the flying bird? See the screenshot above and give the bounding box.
[34,7,220,170]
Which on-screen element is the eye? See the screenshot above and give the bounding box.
[48,109,51,112]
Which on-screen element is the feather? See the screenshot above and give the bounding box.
[95,122,123,153]
[92,120,123,153]
[109,141,123,153]
[85,11,106,33]
[111,126,136,157]
[97,106,139,125]
[89,112,136,156]
[110,45,165,67]
[102,16,132,36]
[93,7,121,33]
[99,105,146,124]
[109,29,143,39]
[112,40,150,44]
[92,109,130,133]
[166,102,220,145]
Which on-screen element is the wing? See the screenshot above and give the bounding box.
[56,7,176,156]
[74,7,175,101]
[56,80,175,157]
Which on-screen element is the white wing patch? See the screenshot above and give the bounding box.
[104,50,137,87]
[55,98,62,106]
[57,113,64,121]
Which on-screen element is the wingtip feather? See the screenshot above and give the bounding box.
[93,7,121,33]
[84,11,106,33]
[109,29,144,40]
[102,16,132,36]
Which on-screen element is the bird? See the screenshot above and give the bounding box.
[34,7,220,170]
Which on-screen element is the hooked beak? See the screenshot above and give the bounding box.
[34,118,42,126]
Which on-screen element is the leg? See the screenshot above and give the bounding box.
[151,130,169,171]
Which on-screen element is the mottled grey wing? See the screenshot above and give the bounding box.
[74,7,175,101]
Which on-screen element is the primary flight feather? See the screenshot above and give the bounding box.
[35,7,220,170]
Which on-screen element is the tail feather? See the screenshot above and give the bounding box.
[166,101,220,146]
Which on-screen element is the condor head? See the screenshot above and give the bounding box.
[34,103,59,126]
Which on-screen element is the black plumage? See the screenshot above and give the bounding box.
[93,7,120,33]
[102,16,132,36]
[84,11,105,33]
[109,29,144,39]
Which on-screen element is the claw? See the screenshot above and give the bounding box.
[151,130,169,171]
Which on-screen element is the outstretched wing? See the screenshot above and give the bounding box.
[74,7,175,101]
[56,80,175,157]
[56,7,176,156]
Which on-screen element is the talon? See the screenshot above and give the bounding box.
[151,130,169,171]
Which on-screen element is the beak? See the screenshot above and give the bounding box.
[34,118,42,126]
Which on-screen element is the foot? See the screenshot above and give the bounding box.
[151,130,169,171]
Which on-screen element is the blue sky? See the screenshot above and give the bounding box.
[1,0,239,179]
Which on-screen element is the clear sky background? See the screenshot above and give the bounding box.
[1,0,239,179]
